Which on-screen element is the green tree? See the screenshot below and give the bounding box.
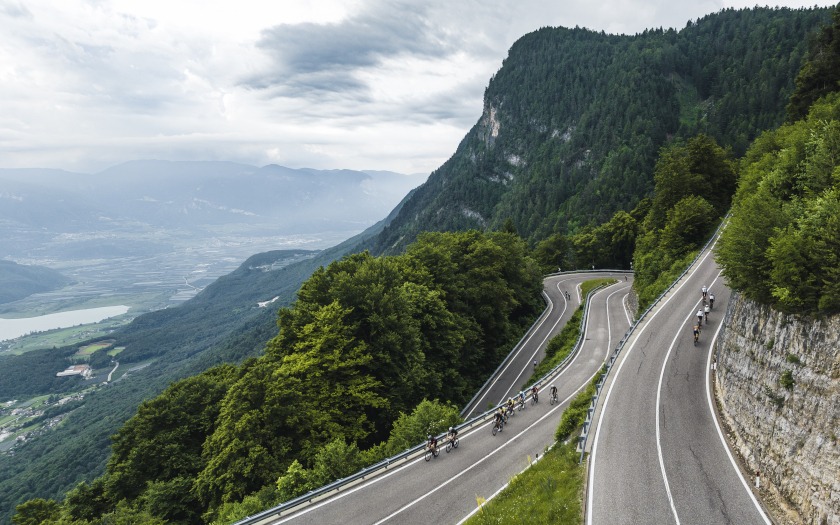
[787,6,840,121]
[12,499,60,525]
[381,399,462,456]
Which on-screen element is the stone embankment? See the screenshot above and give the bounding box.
[714,293,839,525]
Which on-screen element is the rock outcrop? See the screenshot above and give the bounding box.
[714,292,839,525]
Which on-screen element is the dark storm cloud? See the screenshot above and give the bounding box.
[246,1,457,95]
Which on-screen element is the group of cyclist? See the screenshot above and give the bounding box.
[426,380,562,455]
[693,286,716,345]
[490,383,558,434]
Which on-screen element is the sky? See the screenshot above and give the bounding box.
[1,0,837,175]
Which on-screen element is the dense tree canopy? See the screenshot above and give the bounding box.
[787,6,840,121]
[633,135,736,308]
[718,93,840,314]
[373,7,830,254]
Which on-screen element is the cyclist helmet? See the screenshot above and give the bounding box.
[427,434,432,440]
[449,426,453,432]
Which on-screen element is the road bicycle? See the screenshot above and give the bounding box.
[693,327,700,346]
[549,390,558,405]
[445,436,459,452]
[424,442,440,461]
[517,397,526,411]
[531,391,539,405]
[492,419,503,435]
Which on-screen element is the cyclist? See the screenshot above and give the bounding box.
[693,324,700,345]
[697,309,704,327]
[549,384,558,403]
[427,434,438,453]
[506,397,515,416]
[709,293,715,310]
[494,408,505,431]
[531,384,539,403]
[448,426,458,442]
[702,285,708,300]
[518,390,526,409]
[533,359,538,369]
[704,304,710,323]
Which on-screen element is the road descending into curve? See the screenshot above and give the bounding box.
[587,239,770,524]
[462,272,593,419]
[250,273,633,525]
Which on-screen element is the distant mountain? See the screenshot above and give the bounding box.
[0,260,72,304]
[0,161,426,258]
[370,7,832,254]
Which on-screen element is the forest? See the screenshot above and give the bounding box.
[11,231,542,524]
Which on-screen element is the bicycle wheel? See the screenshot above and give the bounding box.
[433,447,439,458]
[549,394,555,406]
[445,440,453,453]
[425,449,432,462]
[453,437,459,449]
[492,425,498,436]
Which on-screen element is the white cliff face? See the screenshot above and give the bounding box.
[714,293,839,525]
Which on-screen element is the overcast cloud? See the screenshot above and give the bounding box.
[0,0,836,174]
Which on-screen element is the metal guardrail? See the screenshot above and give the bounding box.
[576,218,729,462]
[234,271,623,525]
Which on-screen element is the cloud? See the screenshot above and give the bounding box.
[1,0,837,176]
[247,0,458,96]
[0,1,32,19]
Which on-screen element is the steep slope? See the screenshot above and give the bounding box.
[372,7,831,254]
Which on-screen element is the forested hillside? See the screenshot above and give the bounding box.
[371,7,831,254]
[718,8,840,315]
[11,231,542,524]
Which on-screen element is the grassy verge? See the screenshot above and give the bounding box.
[556,365,607,441]
[464,440,584,525]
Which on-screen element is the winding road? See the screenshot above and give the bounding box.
[586,240,770,524]
[247,272,633,525]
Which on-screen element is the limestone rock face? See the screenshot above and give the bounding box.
[715,293,839,525]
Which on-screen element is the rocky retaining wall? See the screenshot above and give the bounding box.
[714,293,839,525]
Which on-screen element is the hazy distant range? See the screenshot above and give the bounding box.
[0,160,426,312]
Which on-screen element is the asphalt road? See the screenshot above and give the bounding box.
[260,273,633,525]
[587,242,771,524]
[462,272,594,419]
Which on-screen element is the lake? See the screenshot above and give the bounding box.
[0,305,130,342]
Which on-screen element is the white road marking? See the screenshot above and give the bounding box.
[373,371,600,525]
[494,278,575,403]
[587,248,716,525]
[704,296,772,524]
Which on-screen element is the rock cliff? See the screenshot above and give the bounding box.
[714,292,839,525]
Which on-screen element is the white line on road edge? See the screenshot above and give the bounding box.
[499,279,628,403]
[586,247,715,525]
[705,302,772,524]
[455,282,631,524]
[271,415,494,524]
